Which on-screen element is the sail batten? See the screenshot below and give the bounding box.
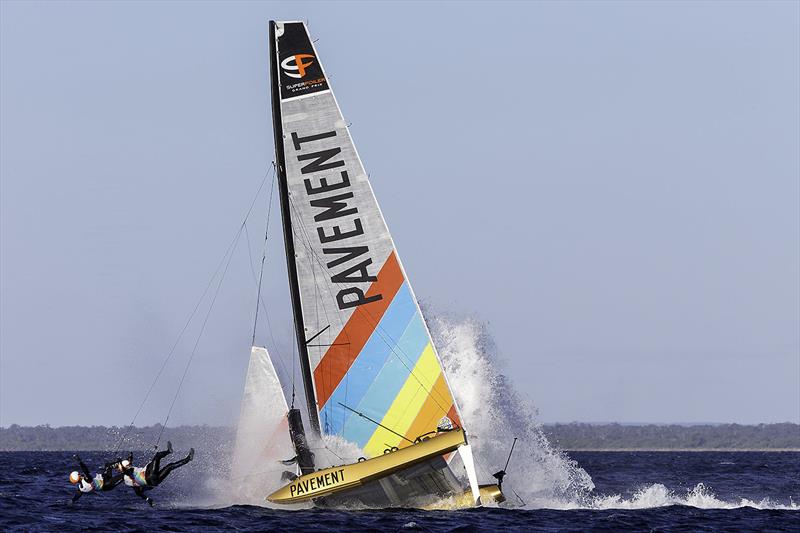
[271,21,462,458]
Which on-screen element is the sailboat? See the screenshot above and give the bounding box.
[234,20,505,509]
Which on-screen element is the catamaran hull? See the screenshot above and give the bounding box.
[266,428,503,508]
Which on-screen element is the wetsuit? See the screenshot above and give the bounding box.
[121,443,194,505]
[70,455,124,503]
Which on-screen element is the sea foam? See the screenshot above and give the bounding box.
[430,314,799,511]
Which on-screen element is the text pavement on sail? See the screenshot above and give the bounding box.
[268,19,494,507]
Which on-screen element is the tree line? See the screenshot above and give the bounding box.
[543,423,799,450]
[1,423,797,451]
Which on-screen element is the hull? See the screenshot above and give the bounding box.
[267,428,501,507]
[421,485,506,510]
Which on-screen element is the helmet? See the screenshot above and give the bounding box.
[437,416,454,432]
[120,459,130,468]
[69,471,81,484]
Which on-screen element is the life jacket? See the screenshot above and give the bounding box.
[124,467,148,487]
[78,478,95,493]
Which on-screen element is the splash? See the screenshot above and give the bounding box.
[207,315,795,512]
[429,314,595,508]
[581,483,799,511]
[428,314,799,512]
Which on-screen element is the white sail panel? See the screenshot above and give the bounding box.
[232,346,294,501]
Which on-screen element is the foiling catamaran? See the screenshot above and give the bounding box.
[235,20,506,508]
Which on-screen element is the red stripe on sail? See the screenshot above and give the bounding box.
[314,251,405,409]
[447,404,461,428]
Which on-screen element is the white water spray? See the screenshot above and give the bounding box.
[582,483,798,511]
[430,313,799,511]
[430,314,595,507]
[208,315,796,512]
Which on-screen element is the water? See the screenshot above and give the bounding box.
[1,450,797,531]
[5,318,796,530]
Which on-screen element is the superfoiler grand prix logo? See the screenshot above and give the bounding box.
[281,54,316,79]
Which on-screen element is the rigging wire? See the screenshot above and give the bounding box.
[251,162,277,346]
[114,167,272,453]
[243,222,288,382]
[153,167,274,448]
[241,167,294,393]
[155,223,240,449]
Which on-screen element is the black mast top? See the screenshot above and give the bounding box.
[268,20,321,435]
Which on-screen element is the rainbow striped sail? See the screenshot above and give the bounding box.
[271,21,462,458]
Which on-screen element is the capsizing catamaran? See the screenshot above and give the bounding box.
[234,20,506,508]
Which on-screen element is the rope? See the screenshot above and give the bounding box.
[155,226,240,448]
[153,168,272,449]
[251,163,277,345]
[112,169,272,454]
[243,223,289,384]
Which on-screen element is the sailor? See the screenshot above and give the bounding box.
[437,416,455,432]
[118,441,194,506]
[68,454,125,504]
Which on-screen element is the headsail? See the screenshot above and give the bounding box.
[270,21,462,458]
[232,346,294,500]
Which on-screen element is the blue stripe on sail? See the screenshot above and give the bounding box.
[319,283,416,436]
[342,312,429,448]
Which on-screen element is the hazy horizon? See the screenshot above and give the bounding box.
[2,1,798,427]
[4,421,799,429]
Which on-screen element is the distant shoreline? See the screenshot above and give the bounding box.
[541,422,799,452]
[1,423,797,452]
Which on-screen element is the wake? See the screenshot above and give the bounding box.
[575,482,799,511]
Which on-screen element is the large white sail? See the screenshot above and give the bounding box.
[271,21,463,458]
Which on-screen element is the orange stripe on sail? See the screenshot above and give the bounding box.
[399,373,454,448]
[314,251,405,409]
[447,404,462,428]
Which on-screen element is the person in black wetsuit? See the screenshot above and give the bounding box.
[68,454,125,504]
[118,441,194,506]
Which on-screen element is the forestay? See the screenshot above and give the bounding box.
[272,21,462,458]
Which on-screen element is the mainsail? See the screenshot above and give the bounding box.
[270,21,463,459]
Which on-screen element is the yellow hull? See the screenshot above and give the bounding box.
[267,428,496,505]
[422,484,505,510]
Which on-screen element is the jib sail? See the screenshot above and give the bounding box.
[270,21,463,458]
[232,347,294,499]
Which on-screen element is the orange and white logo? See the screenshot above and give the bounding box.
[281,54,315,79]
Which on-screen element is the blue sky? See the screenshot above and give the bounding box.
[1,1,798,426]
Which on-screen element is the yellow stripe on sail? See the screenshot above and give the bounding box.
[401,372,454,449]
[363,344,442,457]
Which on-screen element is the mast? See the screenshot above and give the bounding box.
[268,20,321,435]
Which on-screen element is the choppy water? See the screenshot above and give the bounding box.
[7,318,795,530]
[1,450,797,531]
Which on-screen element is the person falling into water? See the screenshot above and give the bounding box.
[118,441,195,506]
[68,454,125,504]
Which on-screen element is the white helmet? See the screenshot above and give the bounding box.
[120,459,130,468]
[437,416,454,431]
[69,471,81,484]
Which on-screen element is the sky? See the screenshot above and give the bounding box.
[1,1,798,427]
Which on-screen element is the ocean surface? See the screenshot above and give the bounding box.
[1,450,797,531]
